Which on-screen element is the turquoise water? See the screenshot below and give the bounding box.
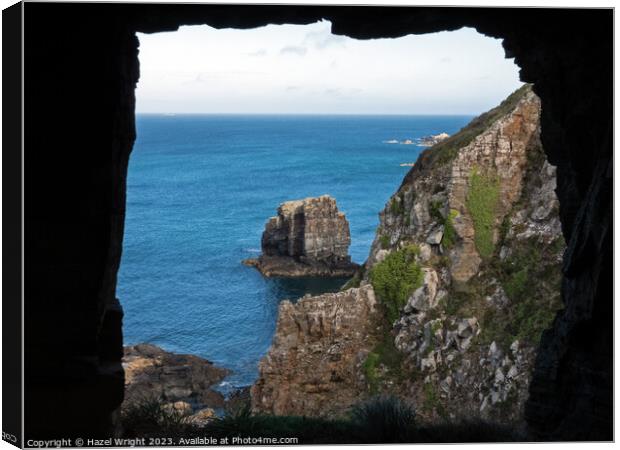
[117,114,472,390]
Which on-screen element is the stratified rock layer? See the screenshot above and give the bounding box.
[245,195,359,277]
[251,285,378,417]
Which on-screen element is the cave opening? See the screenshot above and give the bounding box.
[23,4,612,442]
[117,20,549,421]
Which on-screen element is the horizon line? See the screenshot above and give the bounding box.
[135,112,478,116]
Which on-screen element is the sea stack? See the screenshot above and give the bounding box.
[243,195,359,277]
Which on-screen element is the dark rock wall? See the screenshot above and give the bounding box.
[25,3,139,438]
[24,4,611,441]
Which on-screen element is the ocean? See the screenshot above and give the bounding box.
[117,114,472,391]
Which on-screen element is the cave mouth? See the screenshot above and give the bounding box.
[118,21,528,400]
[22,3,612,442]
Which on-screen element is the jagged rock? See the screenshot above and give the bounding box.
[426,226,444,245]
[375,249,390,263]
[440,376,452,394]
[162,401,193,416]
[186,408,216,426]
[418,243,432,261]
[404,268,439,313]
[457,318,477,338]
[495,368,506,384]
[489,341,503,361]
[122,343,229,413]
[507,366,519,379]
[421,355,437,372]
[487,285,509,307]
[251,285,378,417]
[491,390,501,405]
[244,195,359,277]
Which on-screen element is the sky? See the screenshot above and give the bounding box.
[136,21,522,115]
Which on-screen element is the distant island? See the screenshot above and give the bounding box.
[417,132,450,146]
[383,132,450,147]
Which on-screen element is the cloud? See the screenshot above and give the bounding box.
[286,86,301,91]
[182,71,271,85]
[280,45,307,56]
[439,56,452,63]
[304,27,346,50]
[247,49,267,57]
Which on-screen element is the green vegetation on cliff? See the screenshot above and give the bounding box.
[370,245,424,323]
[480,236,564,347]
[379,234,391,249]
[363,332,404,393]
[442,209,459,249]
[466,169,500,259]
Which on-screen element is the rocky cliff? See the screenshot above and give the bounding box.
[252,85,564,425]
[244,195,359,277]
[122,344,228,422]
[251,285,379,417]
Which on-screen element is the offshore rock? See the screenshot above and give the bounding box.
[251,285,378,417]
[244,195,359,277]
[122,344,229,414]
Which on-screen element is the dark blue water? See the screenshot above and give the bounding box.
[118,114,471,391]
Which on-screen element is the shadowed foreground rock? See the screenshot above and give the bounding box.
[122,344,228,416]
[244,195,359,277]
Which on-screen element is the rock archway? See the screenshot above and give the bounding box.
[24,3,611,441]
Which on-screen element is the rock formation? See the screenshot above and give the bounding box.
[251,285,378,417]
[122,344,228,418]
[252,85,565,425]
[244,195,359,277]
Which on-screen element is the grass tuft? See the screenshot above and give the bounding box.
[350,396,416,443]
[466,168,500,259]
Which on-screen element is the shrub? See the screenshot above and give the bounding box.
[362,352,381,393]
[429,200,444,223]
[121,396,196,438]
[350,396,416,443]
[478,237,564,347]
[503,267,528,301]
[341,265,365,290]
[390,196,405,216]
[442,290,470,316]
[370,245,423,323]
[205,405,354,444]
[466,169,500,259]
[379,235,391,249]
[442,209,459,249]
